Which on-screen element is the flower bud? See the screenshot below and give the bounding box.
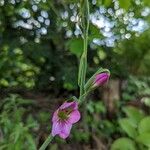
[93,72,110,87]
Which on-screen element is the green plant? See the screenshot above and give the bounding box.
[72,100,118,143]
[0,94,38,150]
[86,100,118,138]
[122,76,150,102]
[111,106,150,150]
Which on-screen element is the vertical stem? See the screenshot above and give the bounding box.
[39,135,53,150]
[83,0,89,56]
[80,0,90,135]
[83,0,89,84]
[79,0,90,101]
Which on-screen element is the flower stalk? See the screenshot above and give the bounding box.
[39,135,53,150]
[78,0,90,100]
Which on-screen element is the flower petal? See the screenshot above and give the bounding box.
[68,110,81,124]
[52,110,59,122]
[60,101,78,110]
[59,121,72,139]
[51,121,61,137]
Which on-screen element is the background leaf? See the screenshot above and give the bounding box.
[136,133,150,147]
[67,38,83,57]
[138,117,150,134]
[119,0,131,10]
[111,137,136,150]
[119,118,137,138]
[123,106,145,125]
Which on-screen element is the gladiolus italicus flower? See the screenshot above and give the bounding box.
[51,101,81,139]
[93,72,110,87]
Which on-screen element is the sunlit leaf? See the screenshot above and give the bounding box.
[143,0,150,6]
[119,118,137,138]
[67,38,83,57]
[103,0,112,7]
[138,117,150,134]
[111,137,136,150]
[119,0,131,10]
[123,106,145,125]
[136,133,150,147]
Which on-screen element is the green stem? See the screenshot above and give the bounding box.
[83,0,89,56]
[79,0,90,101]
[82,0,89,84]
[39,135,53,150]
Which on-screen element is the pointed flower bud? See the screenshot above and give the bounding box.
[93,72,110,87]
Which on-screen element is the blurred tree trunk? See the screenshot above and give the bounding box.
[100,79,121,119]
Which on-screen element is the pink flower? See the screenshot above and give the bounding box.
[51,101,81,139]
[93,72,110,87]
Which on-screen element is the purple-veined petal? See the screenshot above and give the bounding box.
[59,121,72,139]
[95,76,107,85]
[51,121,61,137]
[68,110,81,124]
[94,72,110,86]
[60,101,78,110]
[52,110,59,122]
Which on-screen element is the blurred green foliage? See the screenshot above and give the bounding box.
[0,94,38,150]
[111,106,150,150]
[122,76,150,101]
[0,0,150,149]
[0,0,149,90]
